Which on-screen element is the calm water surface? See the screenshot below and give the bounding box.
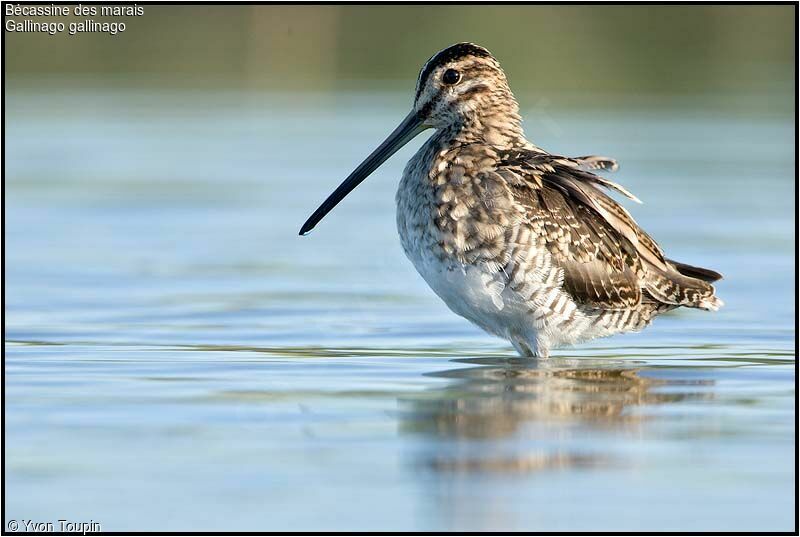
[4,90,796,531]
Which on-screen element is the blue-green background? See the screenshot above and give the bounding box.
[4,5,796,532]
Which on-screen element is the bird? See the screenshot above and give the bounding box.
[299,42,723,358]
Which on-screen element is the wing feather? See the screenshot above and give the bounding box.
[495,149,720,311]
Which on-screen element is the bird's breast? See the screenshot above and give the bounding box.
[395,147,442,265]
[394,140,523,333]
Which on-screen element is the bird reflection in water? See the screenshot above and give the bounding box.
[399,357,714,475]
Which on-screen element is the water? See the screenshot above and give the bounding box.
[4,89,795,532]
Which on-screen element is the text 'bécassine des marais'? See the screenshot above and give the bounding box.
[5,4,144,36]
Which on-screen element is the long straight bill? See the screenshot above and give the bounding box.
[299,111,425,236]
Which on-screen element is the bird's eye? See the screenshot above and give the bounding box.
[442,69,461,85]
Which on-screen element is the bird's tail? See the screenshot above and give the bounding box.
[667,259,723,283]
[645,259,724,311]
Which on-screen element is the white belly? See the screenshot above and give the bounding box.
[400,237,539,345]
[402,244,609,357]
[415,254,504,326]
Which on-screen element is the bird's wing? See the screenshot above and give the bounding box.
[492,149,718,310]
[573,155,620,174]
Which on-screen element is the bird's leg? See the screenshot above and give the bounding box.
[511,333,550,359]
[510,339,533,357]
[508,331,538,358]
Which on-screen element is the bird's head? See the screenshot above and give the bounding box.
[300,43,520,236]
[412,43,519,132]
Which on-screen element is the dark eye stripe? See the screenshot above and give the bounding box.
[457,84,491,101]
[460,65,493,78]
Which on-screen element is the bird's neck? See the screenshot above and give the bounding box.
[448,95,527,148]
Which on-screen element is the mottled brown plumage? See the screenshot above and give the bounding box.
[301,42,723,357]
